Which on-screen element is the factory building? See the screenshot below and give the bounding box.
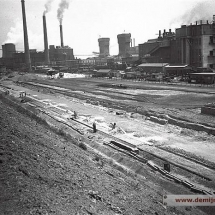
[139,16,215,73]
[0,1,74,71]
[98,38,110,57]
[139,29,175,64]
[49,45,74,64]
[0,43,74,69]
[174,17,215,69]
[1,11,74,69]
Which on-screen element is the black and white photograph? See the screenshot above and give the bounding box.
[0,0,215,214]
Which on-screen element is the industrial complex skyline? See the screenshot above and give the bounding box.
[0,0,215,58]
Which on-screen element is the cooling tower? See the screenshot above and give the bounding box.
[117,33,131,57]
[2,43,16,58]
[21,0,31,71]
[43,14,50,64]
[98,38,110,57]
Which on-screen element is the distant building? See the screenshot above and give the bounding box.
[138,15,215,73]
[0,43,74,69]
[128,46,139,55]
[174,17,215,70]
[139,29,175,64]
[49,45,74,64]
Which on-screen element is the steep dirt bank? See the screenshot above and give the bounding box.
[0,90,209,214]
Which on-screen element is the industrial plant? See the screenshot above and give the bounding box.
[1,0,215,85]
[1,1,215,214]
[0,0,74,72]
[1,10,215,84]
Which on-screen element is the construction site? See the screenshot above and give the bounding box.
[1,0,215,215]
[1,70,215,214]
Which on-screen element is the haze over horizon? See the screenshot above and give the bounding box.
[0,0,215,58]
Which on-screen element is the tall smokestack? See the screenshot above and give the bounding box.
[43,14,50,65]
[60,23,64,47]
[159,30,161,38]
[21,0,31,71]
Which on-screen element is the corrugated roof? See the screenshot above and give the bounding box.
[165,64,189,68]
[97,69,111,73]
[138,63,169,67]
[126,71,136,74]
[190,73,215,75]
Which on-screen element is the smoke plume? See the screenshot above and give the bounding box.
[44,0,54,15]
[3,19,43,51]
[3,19,23,45]
[57,0,70,24]
[170,0,215,26]
[181,1,215,24]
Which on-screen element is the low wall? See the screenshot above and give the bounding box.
[201,106,215,116]
[147,112,215,136]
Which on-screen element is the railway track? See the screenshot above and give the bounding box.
[18,82,215,164]
[6,81,215,194]
[22,93,215,195]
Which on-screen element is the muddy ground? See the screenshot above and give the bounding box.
[1,91,210,215]
[1,72,215,214]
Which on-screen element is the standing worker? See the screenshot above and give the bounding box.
[74,111,77,119]
[93,122,97,133]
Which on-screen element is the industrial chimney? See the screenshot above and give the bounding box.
[21,0,31,71]
[60,23,64,47]
[43,14,50,65]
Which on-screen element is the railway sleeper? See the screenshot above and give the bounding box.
[157,168,169,175]
[202,190,214,195]
[190,186,204,194]
[147,161,159,171]
[110,140,139,154]
[181,180,194,188]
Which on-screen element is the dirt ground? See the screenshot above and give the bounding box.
[4,73,215,163]
[1,72,215,214]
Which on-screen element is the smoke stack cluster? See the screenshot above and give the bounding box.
[43,14,50,64]
[21,0,31,71]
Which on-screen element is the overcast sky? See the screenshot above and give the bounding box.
[0,0,214,58]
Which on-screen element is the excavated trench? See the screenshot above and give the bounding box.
[16,80,215,136]
[1,89,215,198]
